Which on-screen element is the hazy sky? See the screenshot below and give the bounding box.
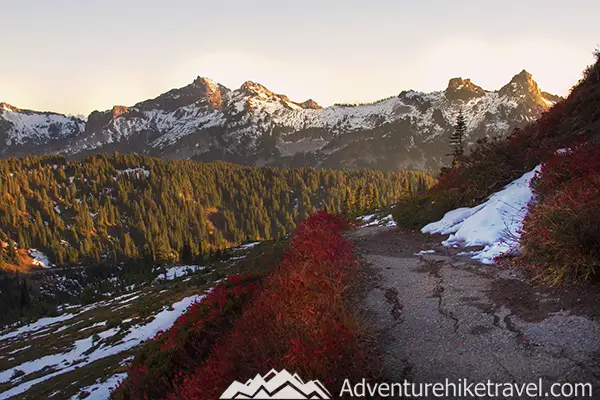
[1,0,598,115]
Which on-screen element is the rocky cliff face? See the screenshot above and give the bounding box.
[444,78,486,101]
[0,71,560,170]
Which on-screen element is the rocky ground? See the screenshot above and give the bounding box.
[350,225,600,399]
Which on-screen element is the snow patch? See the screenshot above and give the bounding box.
[0,314,75,341]
[0,294,206,398]
[422,165,541,264]
[155,265,205,281]
[236,242,261,250]
[415,250,436,256]
[361,214,396,227]
[29,249,52,268]
[69,373,127,400]
[78,321,107,332]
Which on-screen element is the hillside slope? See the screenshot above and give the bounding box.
[1,72,559,170]
[0,240,283,399]
[394,52,600,283]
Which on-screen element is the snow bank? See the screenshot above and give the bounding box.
[0,327,118,385]
[422,165,541,264]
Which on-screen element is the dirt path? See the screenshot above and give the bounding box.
[350,225,600,397]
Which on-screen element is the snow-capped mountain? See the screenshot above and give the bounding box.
[0,71,560,170]
[0,102,85,157]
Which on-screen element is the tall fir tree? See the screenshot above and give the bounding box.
[344,187,357,216]
[180,241,194,264]
[367,184,381,210]
[19,278,31,310]
[450,109,467,169]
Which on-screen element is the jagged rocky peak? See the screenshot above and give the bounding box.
[192,76,218,88]
[238,81,322,109]
[0,102,18,112]
[240,80,276,97]
[111,105,129,119]
[499,70,542,100]
[191,76,229,109]
[445,78,485,101]
[299,99,322,110]
[86,110,113,132]
[0,102,30,114]
[132,77,228,112]
[85,105,128,130]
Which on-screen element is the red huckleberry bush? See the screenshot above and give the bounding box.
[520,142,600,284]
[111,273,264,400]
[530,142,600,201]
[165,212,375,399]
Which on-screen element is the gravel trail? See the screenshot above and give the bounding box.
[350,226,600,398]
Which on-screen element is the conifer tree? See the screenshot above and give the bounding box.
[180,241,193,264]
[367,184,381,210]
[356,185,365,215]
[344,187,356,216]
[19,278,31,310]
[450,109,467,169]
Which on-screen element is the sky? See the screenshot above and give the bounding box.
[1,0,598,116]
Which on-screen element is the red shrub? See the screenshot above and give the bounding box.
[521,142,600,283]
[166,212,374,399]
[111,274,263,400]
[531,142,600,201]
[431,167,464,192]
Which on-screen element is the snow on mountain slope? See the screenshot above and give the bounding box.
[422,165,541,263]
[1,70,559,170]
[0,103,84,149]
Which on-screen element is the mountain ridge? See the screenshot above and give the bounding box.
[0,70,560,170]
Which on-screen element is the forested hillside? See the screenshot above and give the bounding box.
[0,153,434,270]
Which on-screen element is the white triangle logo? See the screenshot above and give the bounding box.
[220,369,331,399]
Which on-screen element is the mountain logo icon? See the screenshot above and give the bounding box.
[219,369,332,399]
